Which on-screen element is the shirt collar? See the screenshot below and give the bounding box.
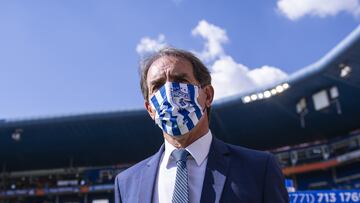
[163,130,213,167]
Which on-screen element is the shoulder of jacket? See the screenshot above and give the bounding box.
[115,154,155,181]
[223,141,272,162]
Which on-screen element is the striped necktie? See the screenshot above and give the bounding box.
[172,149,190,203]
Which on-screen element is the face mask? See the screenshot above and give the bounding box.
[149,82,204,137]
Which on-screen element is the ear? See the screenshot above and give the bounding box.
[145,100,156,120]
[204,85,214,108]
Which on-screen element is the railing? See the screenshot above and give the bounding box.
[273,132,360,168]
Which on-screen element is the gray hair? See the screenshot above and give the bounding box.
[139,47,212,101]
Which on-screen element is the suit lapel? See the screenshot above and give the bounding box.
[138,144,164,203]
[200,138,230,203]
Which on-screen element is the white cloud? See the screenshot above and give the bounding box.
[211,56,254,99]
[136,21,289,100]
[191,21,288,100]
[247,65,288,87]
[191,20,228,61]
[136,34,167,56]
[277,0,360,20]
[211,56,288,100]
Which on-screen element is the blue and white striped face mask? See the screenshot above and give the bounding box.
[149,82,204,137]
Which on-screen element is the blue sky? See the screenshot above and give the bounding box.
[1,0,359,119]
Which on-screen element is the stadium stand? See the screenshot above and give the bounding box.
[1,25,360,203]
[272,129,360,191]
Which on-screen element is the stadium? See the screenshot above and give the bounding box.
[1,23,360,203]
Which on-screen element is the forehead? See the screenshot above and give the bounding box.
[146,56,196,84]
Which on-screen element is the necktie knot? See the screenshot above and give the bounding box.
[172,149,189,163]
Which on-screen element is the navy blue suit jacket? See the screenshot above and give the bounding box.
[114,137,289,203]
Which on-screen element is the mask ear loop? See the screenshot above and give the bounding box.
[195,83,208,116]
[202,107,207,113]
[198,84,209,115]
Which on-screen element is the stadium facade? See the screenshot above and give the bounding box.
[1,25,360,203]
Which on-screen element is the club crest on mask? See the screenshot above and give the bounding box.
[170,86,190,108]
[150,82,203,137]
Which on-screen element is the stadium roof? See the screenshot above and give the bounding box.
[1,25,360,172]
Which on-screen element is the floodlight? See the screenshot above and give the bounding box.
[264,91,271,98]
[276,85,284,93]
[250,94,258,101]
[282,83,290,89]
[243,96,251,103]
[312,90,330,111]
[339,64,351,78]
[330,86,339,99]
[296,98,306,113]
[11,129,23,141]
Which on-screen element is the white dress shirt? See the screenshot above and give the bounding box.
[153,130,213,203]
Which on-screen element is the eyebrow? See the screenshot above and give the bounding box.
[149,72,192,93]
[150,73,190,86]
[169,73,190,83]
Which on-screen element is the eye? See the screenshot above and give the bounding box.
[152,85,160,92]
[173,78,189,84]
[151,82,164,93]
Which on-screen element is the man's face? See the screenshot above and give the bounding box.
[145,55,211,122]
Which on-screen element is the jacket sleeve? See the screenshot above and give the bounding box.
[263,154,289,203]
[114,175,123,203]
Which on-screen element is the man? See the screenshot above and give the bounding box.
[114,48,289,203]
